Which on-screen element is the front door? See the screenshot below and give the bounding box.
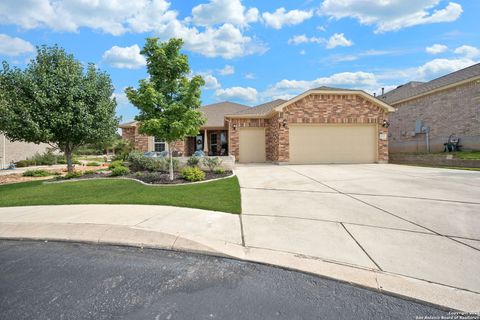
[195,134,203,152]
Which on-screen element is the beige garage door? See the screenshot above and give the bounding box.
[239,128,266,163]
[289,124,377,164]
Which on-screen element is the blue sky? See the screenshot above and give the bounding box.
[0,0,479,123]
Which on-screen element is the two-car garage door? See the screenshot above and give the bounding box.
[289,124,377,164]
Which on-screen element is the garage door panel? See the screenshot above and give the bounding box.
[239,128,266,163]
[289,125,376,164]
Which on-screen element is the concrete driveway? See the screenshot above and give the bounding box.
[236,164,480,294]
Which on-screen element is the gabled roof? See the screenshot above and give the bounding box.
[230,99,287,117]
[118,120,138,128]
[271,87,395,114]
[200,101,250,127]
[382,63,480,105]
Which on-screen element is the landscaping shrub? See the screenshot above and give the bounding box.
[22,169,52,177]
[181,166,205,182]
[202,157,223,171]
[213,167,225,174]
[108,160,124,170]
[187,156,201,167]
[15,160,34,167]
[127,151,179,172]
[64,171,83,179]
[86,161,101,166]
[110,166,130,176]
[83,170,97,175]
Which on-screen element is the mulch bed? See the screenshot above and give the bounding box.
[76,170,233,185]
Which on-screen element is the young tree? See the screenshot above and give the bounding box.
[125,38,205,180]
[0,45,119,173]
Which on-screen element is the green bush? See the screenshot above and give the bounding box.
[111,166,130,176]
[187,156,201,167]
[15,160,34,167]
[202,157,223,171]
[108,160,124,170]
[64,171,83,179]
[127,151,179,172]
[213,167,225,174]
[181,166,205,182]
[22,169,52,177]
[86,161,101,166]
[83,170,97,175]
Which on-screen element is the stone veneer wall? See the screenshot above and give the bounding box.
[228,93,390,163]
[389,80,480,153]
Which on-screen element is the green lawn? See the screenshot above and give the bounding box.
[0,177,241,214]
[454,151,480,160]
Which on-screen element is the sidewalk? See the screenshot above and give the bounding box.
[0,204,479,312]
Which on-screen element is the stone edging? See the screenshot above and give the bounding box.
[43,170,236,187]
[0,222,478,312]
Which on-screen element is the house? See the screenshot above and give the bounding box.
[120,101,250,156]
[0,134,51,169]
[382,63,480,153]
[120,86,395,164]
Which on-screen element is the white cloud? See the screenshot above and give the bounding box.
[326,33,353,49]
[203,74,221,90]
[262,8,313,29]
[0,34,35,56]
[215,86,258,103]
[0,0,267,60]
[218,65,235,75]
[416,58,477,79]
[320,0,463,33]
[454,45,480,59]
[288,33,352,49]
[191,0,259,27]
[426,44,448,54]
[0,0,176,35]
[245,73,256,79]
[112,91,130,105]
[262,71,379,101]
[158,21,268,59]
[288,34,324,45]
[102,45,146,69]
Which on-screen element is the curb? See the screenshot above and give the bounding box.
[0,221,478,312]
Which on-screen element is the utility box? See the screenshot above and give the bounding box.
[414,120,423,134]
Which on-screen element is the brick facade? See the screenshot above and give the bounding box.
[228,93,389,163]
[389,81,480,153]
[122,127,149,152]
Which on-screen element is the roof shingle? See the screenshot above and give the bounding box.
[382,63,480,104]
[230,99,287,116]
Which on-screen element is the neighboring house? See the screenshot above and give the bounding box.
[382,63,480,153]
[120,86,394,164]
[0,134,51,169]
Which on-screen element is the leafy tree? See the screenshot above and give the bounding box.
[0,45,118,173]
[125,38,205,180]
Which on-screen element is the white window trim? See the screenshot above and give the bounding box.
[153,137,168,152]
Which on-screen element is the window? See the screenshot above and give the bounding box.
[154,137,165,152]
[210,133,218,154]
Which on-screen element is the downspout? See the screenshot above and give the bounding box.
[425,127,430,153]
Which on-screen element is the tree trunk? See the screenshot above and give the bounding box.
[65,149,74,174]
[168,142,174,181]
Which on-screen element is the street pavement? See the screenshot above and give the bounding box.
[0,240,449,320]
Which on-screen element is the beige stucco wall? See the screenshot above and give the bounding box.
[0,134,51,169]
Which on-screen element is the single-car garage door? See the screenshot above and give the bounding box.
[289,124,377,164]
[239,127,266,163]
